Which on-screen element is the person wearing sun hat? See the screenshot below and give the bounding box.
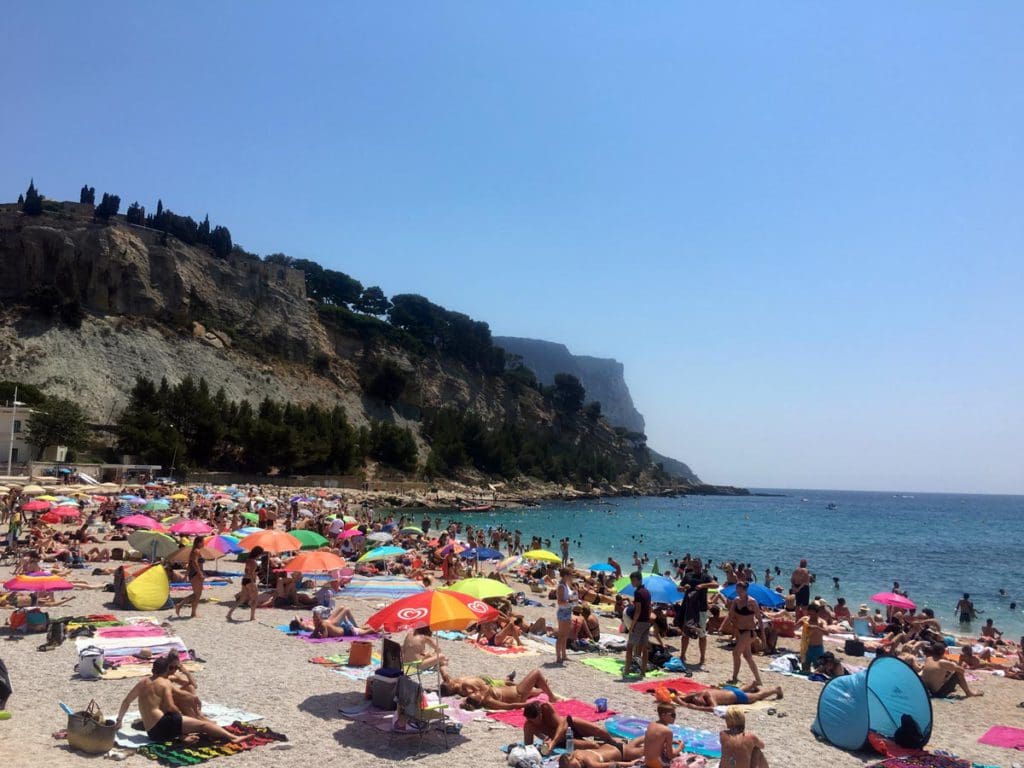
[857,603,870,617]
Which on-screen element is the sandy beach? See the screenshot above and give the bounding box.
[1,543,1021,768]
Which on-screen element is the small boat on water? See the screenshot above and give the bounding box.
[826,502,838,510]
[459,504,494,513]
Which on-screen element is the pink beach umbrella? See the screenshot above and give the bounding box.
[118,514,165,531]
[170,519,215,536]
[21,500,52,512]
[4,573,75,592]
[52,505,81,518]
[337,528,364,540]
[870,592,916,611]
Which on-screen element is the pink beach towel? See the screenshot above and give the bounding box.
[978,725,1024,750]
[486,699,615,728]
[629,677,709,695]
[96,625,169,638]
[467,639,532,655]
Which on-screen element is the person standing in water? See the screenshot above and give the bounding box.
[955,593,976,624]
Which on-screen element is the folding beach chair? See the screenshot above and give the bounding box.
[388,675,453,752]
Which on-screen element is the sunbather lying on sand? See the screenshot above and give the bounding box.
[523,699,615,753]
[440,668,561,709]
[670,683,783,712]
[299,605,376,638]
[558,737,646,768]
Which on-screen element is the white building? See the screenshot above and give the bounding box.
[0,405,34,466]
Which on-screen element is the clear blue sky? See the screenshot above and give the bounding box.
[4,4,1022,494]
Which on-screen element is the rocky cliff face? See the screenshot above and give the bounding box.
[494,336,645,433]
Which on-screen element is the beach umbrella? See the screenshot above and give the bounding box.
[651,559,661,575]
[21,500,52,512]
[613,573,655,592]
[233,526,263,537]
[357,546,408,563]
[51,506,81,519]
[444,577,514,599]
[495,555,522,573]
[287,529,329,549]
[4,573,75,592]
[143,499,171,512]
[118,514,165,531]
[36,495,60,502]
[438,541,467,556]
[38,512,63,525]
[207,534,243,555]
[366,590,499,632]
[720,583,786,609]
[367,531,393,543]
[460,547,503,561]
[871,592,917,611]
[169,493,188,501]
[282,551,348,573]
[337,528,364,540]
[400,526,424,536]
[161,514,183,525]
[170,520,215,536]
[240,511,259,523]
[239,529,302,554]
[127,530,179,561]
[169,545,223,563]
[21,485,46,496]
[619,574,683,605]
[523,549,562,564]
[588,563,617,573]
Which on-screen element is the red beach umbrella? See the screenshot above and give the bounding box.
[282,551,348,573]
[366,590,499,632]
[239,529,302,554]
[870,592,916,611]
[21,500,52,512]
[4,573,75,592]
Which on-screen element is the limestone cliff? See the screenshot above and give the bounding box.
[494,336,645,433]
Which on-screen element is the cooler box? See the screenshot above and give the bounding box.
[371,673,398,710]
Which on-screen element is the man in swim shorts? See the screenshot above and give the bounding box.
[919,643,983,698]
[114,657,246,744]
[790,559,810,609]
[643,704,684,768]
[798,604,827,671]
[624,571,652,679]
[672,683,783,712]
[523,700,616,753]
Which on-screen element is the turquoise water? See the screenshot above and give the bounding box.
[436,490,1024,638]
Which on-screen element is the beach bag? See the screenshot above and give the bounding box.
[67,699,116,754]
[893,714,927,749]
[349,640,373,667]
[76,646,105,679]
[508,745,543,768]
[649,645,673,668]
[26,609,49,634]
[844,639,865,657]
[46,618,67,647]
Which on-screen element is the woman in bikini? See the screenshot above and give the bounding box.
[226,545,264,622]
[555,568,578,663]
[174,536,206,619]
[728,581,764,688]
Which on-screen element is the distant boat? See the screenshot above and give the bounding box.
[801,498,809,503]
[826,502,838,510]
[459,504,494,513]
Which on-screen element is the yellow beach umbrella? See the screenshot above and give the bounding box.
[523,549,562,564]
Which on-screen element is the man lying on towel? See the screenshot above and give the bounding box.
[115,656,247,745]
[523,699,616,753]
[440,668,561,709]
[670,683,783,712]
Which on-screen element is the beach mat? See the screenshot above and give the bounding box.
[309,653,382,680]
[172,580,231,589]
[115,704,264,748]
[487,699,614,728]
[873,756,971,768]
[136,721,286,766]
[341,575,425,600]
[581,657,669,678]
[629,677,708,694]
[604,715,721,758]
[274,624,384,643]
[978,725,1024,749]
[101,660,203,680]
[467,639,538,656]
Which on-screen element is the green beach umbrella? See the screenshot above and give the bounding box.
[288,529,329,549]
[443,577,514,600]
[651,559,661,575]
[400,526,424,536]
[240,511,259,523]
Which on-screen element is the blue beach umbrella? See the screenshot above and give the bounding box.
[357,546,408,563]
[619,574,683,605]
[720,583,786,608]
[461,547,503,561]
[588,563,617,573]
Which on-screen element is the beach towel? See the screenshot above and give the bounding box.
[486,699,614,728]
[274,625,384,643]
[115,704,264,748]
[604,715,721,758]
[580,657,669,678]
[977,725,1024,750]
[100,660,202,680]
[436,630,467,641]
[136,721,286,766]
[467,639,537,656]
[341,575,425,600]
[629,677,709,695]
[873,755,971,768]
[309,652,382,680]
[171,580,231,589]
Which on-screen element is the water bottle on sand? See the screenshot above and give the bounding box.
[565,726,574,754]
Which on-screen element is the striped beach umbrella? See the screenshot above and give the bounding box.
[4,573,75,592]
[366,590,498,632]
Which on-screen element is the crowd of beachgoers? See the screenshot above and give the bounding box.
[0,480,1021,768]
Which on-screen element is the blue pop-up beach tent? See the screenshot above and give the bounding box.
[812,656,932,751]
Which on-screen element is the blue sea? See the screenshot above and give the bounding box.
[436,490,1024,638]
